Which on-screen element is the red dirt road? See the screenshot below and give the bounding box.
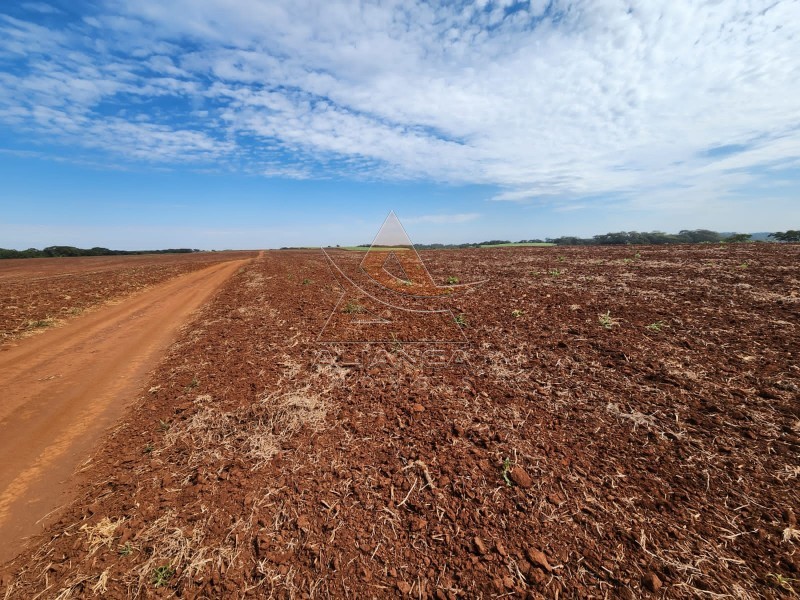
[0,257,251,563]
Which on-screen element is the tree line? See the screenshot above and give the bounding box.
[0,246,200,259]
[8,230,798,258]
[545,229,798,245]
[404,229,798,249]
[769,230,800,242]
[548,229,725,245]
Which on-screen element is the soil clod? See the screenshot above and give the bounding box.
[510,465,533,488]
[473,536,488,555]
[642,572,662,593]
[525,548,552,572]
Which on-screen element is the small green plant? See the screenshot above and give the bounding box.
[158,419,171,432]
[446,276,459,284]
[766,573,796,593]
[598,311,618,329]
[645,321,665,332]
[143,442,154,454]
[511,309,524,318]
[738,262,748,269]
[401,279,413,286]
[302,278,312,285]
[343,301,364,314]
[119,542,133,556]
[549,268,562,277]
[557,255,565,262]
[634,251,641,259]
[152,565,175,588]
[501,458,513,487]
[454,313,467,326]
[529,270,540,277]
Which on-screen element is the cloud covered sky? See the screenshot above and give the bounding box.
[1,0,799,249]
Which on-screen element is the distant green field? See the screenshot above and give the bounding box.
[479,242,555,248]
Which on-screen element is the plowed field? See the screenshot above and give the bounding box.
[1,244,798,599]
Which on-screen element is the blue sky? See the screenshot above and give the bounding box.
[1,0,799,250]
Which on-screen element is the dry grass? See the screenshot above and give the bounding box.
[127,510,245,596]
[783,527,800,543]
[164,387,329,471]
[80,516,124,555]
[50,575,95,600]
[606,402,657,430]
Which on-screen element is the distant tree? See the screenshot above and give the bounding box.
[549,236,592,245]
[641,231,672,244]
[678,229,722,243]
[724,233,752,243]
[42,246,83,257]
[593,232,631,245]
[626,231,646,244]
[769,230,800,242]
[0,246,203,260]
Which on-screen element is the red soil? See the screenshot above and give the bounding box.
[0,252,257,344]
[1,244,798,599]
[0,257,252,565]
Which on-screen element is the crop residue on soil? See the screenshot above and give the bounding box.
[1,244,798,599]
[0,258,253,564]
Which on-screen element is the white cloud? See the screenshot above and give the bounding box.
[0,0,799,211]
[20,3,61,15]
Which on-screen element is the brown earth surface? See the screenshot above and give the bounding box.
[1,244,798,599]
[0,252,257,344]
[0,256,253,565]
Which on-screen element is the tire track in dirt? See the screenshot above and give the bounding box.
[0,257,252,564]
